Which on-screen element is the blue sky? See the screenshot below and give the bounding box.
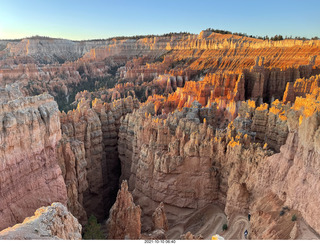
[0,0,319,40]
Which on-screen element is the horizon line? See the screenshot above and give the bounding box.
[1,30,319,42]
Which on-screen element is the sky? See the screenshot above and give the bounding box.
[0,0,319,40]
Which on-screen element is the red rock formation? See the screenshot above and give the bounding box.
[107,181,141,240]
[60,101,105,220]
[0,203,82,240]
[1,31,320,240]
[119,105,223,209]
[249,193,300,240]
[92,96,139,211]
[152,202,169,231]
[57,136,88,224]
[118,92,320,239]
[59,96,139,221]
[283,74,320,103]
[1,32,319,111]
[0,92,67,231]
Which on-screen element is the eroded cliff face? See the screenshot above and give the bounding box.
[249,95,320,235]
[283,74,320,103]
[0,92,67,231]
[60,101,105,220]
[118,91,320,238]
[2,38,107,63]
[119,102,223,208]
[1,32,319,112]
[57,136,88,224]
[58,96,139,221]
[92,96,139,212]
[0,202,82,240]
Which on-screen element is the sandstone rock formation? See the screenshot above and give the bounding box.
[107,181,141,240]
[57,135,88,224]
[1,32,319,114]
[60,101,105,220]
[59,96,139,221]
[0,83,23,102]
[152,202,169,231]
[0,92,67,231]
[0,203,82,240]
[119,102,233,208]
[249,193,300,239]
[118,92,320,239]
[92,96,139,212]
[283,74,320,103]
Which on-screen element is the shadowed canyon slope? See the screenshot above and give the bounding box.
[0,30,320,239]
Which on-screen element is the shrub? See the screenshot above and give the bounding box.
[292,214,297,221]
[83,215,105,240]
[222,224,228,231]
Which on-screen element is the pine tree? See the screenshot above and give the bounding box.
[83,215,105,240]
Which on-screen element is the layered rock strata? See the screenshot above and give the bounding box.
[1,32,319,112]
[118,94,320,238]
[119,102,235,208]
[92,96,139,212]
[59,96,139,220]
[0,203,82,240]
[57,136,88,224]
[249,100,289,152]
[283,74,320,103]
[60,102,104,220]
[0,92,67,231]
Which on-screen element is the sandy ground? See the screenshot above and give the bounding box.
[166,204,229,240]
[296,219,320,240]
[222,215,250,240]
[133,191,319,240]
[165,204,319,240]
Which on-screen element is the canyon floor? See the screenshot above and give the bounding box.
[165,204,319,240]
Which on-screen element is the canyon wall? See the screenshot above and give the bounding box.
[59,96,139,221]
[2,38,108,63]
[0,92,67,231]
[283,74,320,103]
[60,102,105,220]
[118,92,320,237]
[57,136,88,224]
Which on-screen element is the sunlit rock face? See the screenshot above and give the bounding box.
[0,203,82,240]
[0,91,67,231]
[118,87,320,238]
[1,33,319,108]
